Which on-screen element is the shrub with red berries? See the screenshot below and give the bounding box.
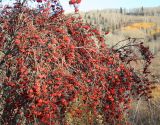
[0,0,154,125]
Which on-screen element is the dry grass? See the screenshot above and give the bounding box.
[127,51,160,125]
[128,81,160,125]
[124,22,156,30]
[151,28,160,35]
[151,84,160,102]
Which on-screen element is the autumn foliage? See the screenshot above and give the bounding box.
[0,1,154,125]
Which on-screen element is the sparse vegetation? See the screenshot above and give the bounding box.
[82,7,160,125]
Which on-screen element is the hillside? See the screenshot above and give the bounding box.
[81,8,160,125]
[82,7,160,53]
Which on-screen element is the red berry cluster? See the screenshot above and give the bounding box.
[0,1,154,125]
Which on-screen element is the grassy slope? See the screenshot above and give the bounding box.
[82,9,160,125]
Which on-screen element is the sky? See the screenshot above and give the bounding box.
[0,0,160,12]
[62,0,160,12]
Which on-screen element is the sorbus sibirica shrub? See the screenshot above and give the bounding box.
[0,0,154,125]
